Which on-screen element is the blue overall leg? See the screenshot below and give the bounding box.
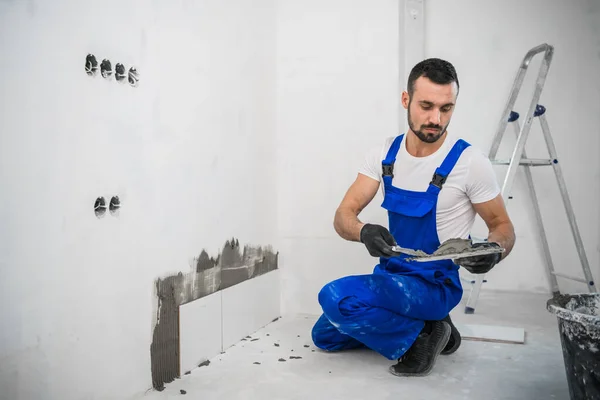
[311,269,461,360]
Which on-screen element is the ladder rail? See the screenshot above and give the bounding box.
[499,47,554,203]
[510,119,560,295]
[538,113,596,291]
[489,44,554,160]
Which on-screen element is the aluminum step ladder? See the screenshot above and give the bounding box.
[464,43,597,314]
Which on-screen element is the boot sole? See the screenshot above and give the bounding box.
[388,321,451,377]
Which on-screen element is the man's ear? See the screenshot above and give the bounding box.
[401,91,410,109]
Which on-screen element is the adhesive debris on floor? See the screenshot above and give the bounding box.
[136,291,569,400]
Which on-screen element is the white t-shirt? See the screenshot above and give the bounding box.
[359,133,501,243]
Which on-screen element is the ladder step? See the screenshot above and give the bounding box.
[551,271,591,285]
[491,158,556,166]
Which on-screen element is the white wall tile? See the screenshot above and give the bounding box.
[179,292,223,375]
[221,270,281,350]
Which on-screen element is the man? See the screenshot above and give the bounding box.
[311,58,515,377]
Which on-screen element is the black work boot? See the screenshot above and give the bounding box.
[388,320,451,377]
[440,314,461,355]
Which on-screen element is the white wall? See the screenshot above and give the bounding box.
[0,1,276,399]
[276,0,403,316]
[278,0,600,317]
[2,0,599,397]
[424,0,600,295]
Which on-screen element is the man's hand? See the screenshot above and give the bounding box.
[454,242,502,274]
[360,223,398,257]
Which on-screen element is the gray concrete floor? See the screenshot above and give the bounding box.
[139,290,568,400]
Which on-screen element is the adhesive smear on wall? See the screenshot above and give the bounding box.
[150,238,278,391]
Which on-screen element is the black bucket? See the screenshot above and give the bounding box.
[547,293,600,400]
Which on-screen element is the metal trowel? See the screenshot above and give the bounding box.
[391,239,505,262]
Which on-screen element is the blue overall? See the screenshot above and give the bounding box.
[312,134,469,360]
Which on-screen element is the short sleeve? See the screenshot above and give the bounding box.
[465,149,501,204]
[358,144,384,182]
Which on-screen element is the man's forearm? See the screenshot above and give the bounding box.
[488,222,515,260]
[334,207,365,242]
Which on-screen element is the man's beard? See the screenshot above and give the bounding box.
[407,107,447,144]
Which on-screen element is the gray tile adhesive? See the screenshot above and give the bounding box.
[150,238,278,391]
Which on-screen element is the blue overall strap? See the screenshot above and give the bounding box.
[427,139,471,195]
[381,134,404,185]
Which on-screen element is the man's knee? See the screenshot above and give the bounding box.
[311,313,364,352]
[311,316,326,348]
[311,314,341,350]
[318,279,365,317]
[317,279,340,310]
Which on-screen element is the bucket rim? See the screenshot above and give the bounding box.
[546,293,600,328]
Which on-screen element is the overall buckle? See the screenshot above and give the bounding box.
[382,163,394,177]
[430,172,447,188]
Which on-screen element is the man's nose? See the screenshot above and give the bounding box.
[427,109,441,124]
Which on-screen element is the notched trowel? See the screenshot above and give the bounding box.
[391,238,505,262]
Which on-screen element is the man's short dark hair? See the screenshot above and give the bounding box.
[407,58,459,96]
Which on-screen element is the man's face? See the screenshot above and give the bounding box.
[402,76,458,143]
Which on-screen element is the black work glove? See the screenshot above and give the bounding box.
[454,242,502,274]
[359,223,398,257]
